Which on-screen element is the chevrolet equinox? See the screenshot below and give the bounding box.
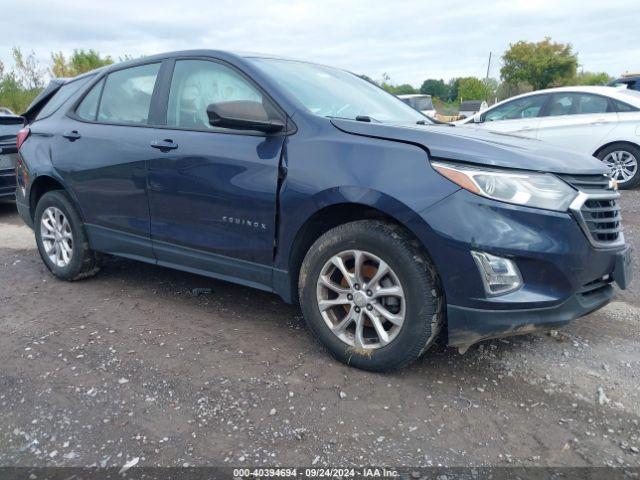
[14,51,633,371]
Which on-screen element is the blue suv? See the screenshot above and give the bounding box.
[14,51,633,370]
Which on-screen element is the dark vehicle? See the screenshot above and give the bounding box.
[609,73,640,91]
[15,51,633,371]
[0,114,24,198]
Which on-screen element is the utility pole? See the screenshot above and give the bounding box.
[485,51,492,81]
[485,52,492,104]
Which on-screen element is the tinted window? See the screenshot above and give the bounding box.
[545,93,611,116]
[613,99,639,112]
[36,76,93,120]
[484,95,547,122]
[97,63,160,125]
[167,60,263,130]
[76,78,105,121]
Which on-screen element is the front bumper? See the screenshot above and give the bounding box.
[416,188,631,349]
[447,277,614,348]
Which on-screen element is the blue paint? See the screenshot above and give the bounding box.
[14,50,630,348]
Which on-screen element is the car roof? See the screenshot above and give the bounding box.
[398,94,432,99]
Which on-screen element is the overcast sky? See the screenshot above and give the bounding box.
[2,0,639,86]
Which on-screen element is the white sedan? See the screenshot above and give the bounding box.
[457,86,640,188]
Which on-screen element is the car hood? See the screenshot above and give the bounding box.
[330,119,608,175]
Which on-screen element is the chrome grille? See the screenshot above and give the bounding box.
[559,174,624,248]
[582,198,621,243]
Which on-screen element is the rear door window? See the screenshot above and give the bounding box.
[97,63,161,125]
[545,93,612,116]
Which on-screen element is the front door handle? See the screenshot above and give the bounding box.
[63,130,81,141]
[150,139,179,151]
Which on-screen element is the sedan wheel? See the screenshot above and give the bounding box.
[602,150,638,185]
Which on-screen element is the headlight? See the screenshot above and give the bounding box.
[431,161,577,212]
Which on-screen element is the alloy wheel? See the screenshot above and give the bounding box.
[40,206,74,268]
[602,150,638,184]
[316,250,405,350]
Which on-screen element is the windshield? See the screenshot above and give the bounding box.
[249,58,430,124]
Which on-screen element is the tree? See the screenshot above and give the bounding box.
[483,78,499,102]
[419,79,448,99]
[574,71,612,86]
[457,77,486,102]
[501,37,578,90]
[12,47,45,90]
[497,81,533,101]
[51,49,113,77]
[0,48,46,113]
[389,83,417,95]
[0,71,37,113]
[378,73,417,95]
[446,78,460,102]
[358,74,377,85]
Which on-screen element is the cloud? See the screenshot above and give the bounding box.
[1,0,638,85]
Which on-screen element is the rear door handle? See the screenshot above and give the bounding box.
[150,139,178,151]
[63,130,81,141]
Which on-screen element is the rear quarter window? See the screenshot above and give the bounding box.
[76,78,105,121]
[613,99,639,112]
[36,76,94,120]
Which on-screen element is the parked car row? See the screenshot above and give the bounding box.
[456,86,640,188]
[10,51,632,371]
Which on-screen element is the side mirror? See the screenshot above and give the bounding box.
[472,112,483,123]
[0,114,25,126]
[207,101,284,133]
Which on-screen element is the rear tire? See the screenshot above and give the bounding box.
[34,190,101,281]
[596,143,640,189]
[298,220,444,372]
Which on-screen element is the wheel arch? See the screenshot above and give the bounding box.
[593,140,640,157]
[279,191,439,304]
[29,175,82,222]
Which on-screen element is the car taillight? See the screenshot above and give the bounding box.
[16,127,30,151]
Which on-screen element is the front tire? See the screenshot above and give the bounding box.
[597,143,640,189]
[298,220,444,372]
[34,190,101,281]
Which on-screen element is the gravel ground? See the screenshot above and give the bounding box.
[0,191,639,469]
